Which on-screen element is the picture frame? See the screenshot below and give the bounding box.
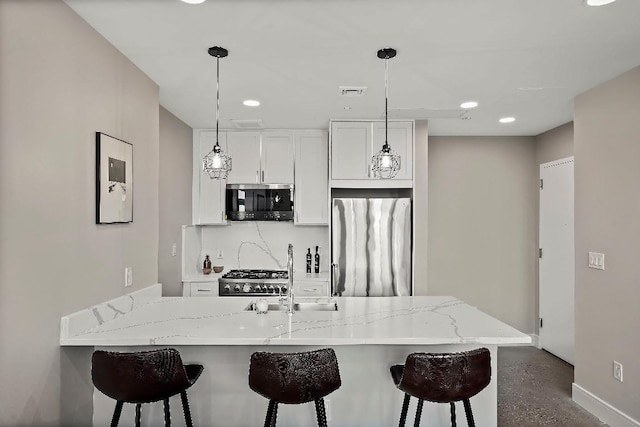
[96,132,133,224]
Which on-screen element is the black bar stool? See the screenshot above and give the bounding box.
[248,348,342,427]
[92,348,203,427]
[389,347,491,427]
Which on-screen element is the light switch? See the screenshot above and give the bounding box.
[588,252,605,270]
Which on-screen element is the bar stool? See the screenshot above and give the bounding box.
[92,348,203,427]
[248,348,342,427]
[389,347,491,427]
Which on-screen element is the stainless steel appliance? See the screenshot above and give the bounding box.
[218,269,289,296]
[226,184,294,221]
[332,198,412,296]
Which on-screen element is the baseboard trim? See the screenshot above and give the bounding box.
[528,334,540,348]
[572,383,640,427]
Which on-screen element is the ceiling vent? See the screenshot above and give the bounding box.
[387,108,466,120]
[339,86,367,97]
[230,119,265,129]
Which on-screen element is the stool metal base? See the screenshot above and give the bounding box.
[263,398,329,427]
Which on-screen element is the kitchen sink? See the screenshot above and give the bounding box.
[245,301,339,312]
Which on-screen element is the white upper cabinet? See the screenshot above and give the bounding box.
[295,131,329,225]
[330,120,413,188]
[226,132,261,184]
[193,130,227,225]
[330,122,371,180]
[226,131,294,184]
[372,121,413,181]
[262,132,295,184]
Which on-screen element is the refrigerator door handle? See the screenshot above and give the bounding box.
[331,263,339,295]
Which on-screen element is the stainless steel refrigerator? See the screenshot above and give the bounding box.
[332,198,412,296]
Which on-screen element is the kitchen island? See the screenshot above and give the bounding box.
[61,284,530,426]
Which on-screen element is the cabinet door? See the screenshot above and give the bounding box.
[331,122,371,180]
[295,131,328,225]
[262,132,294,184]
[372,121,413,180]
[195,131,226,224]
[226,132,261,184]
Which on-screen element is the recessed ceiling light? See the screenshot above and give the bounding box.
[243,100,260,107]
[460,101,478,109]
[181,0,206,3]
[585,0,616,6]
[499,117,516,124]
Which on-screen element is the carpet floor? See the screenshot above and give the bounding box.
[498,346,607,427]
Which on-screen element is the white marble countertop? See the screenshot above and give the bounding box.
[60,286,531,346]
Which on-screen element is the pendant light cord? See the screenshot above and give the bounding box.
[384,56,389,149]
[215,55,220,148]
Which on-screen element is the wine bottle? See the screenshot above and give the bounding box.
[306,248,312,273]
[314,246,320,274]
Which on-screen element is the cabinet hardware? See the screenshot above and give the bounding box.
[261,170,264,182]
[256,170,259,183]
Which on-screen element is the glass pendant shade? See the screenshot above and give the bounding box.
[202,46,232,180]
[372,47,401,179]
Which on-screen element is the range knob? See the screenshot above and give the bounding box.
[243,284,252,293]
[268,285,275,294]
[224,284,231,294]
[234,285,241,292]
[281,285,287,293]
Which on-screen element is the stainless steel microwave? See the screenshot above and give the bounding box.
[225,184,294,221]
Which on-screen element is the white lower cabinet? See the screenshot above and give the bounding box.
[183,281,217,297]
[293,280,329,297]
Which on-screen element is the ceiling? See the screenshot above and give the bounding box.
[64,0,640,136]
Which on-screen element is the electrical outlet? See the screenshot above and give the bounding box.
[217,249,224,258]
[613,361,623,382]
[588,252,605,270]
[172,243,177,257]
[325,399,331,422]
[125,267,133,287]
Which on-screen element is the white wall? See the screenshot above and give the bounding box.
[574,66,640,422]
[0,1,159,425]
[159,107,193,296]
[427,136,538,333]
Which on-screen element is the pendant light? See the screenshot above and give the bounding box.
[371,47,401,179]
[202,46,232,179]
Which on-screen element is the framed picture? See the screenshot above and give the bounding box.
[96,132,133,224]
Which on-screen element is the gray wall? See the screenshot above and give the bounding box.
[0,1,159,425]
[159,107,193,296]
[413,120,429,294]
[574,66,640,420]
[427,136,538,333]
[536,122,574,165]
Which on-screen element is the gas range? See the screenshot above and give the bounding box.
[218,269,289,296]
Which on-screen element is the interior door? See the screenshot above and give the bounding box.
[539,157,574,364]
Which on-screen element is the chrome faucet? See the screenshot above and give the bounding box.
[285,243,294,314]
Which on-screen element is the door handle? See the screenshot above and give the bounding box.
[331,263,339,294]
[261,170,264,182]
